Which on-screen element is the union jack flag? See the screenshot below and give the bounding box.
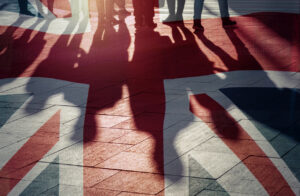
[0,0,299,195]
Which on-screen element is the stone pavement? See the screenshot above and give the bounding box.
[0,0,299,195]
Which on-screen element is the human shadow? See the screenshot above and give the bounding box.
[0,15,51,91]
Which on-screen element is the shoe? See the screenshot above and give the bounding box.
[193,20,204,31]
[163,14,176,23]
[176,14,183,22]
[222,18,236,28]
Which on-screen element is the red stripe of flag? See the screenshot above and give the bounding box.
[0,110,60,196]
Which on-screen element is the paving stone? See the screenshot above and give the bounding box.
[83,142,132,166]
[117,192,153,196]
[0,78,32,93]
[196,189,229,196]
[84,127,130,142]
[0,132,25,148]
[85,114,130,128]
[98,151,158,173]
[113,113,167,131]
[95,171,164,194]
[19,157,59,196]
[165,149,240,179]
[125,137,156,154]
[3,78,73,95]
[112,130,151,145]
[163,121,215,164]
[83,167,118,187]
[270,134,298,157]
[241,119,280,141]
[215,162,268,195]
[84,187,120,196]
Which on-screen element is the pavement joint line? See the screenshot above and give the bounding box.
[1,105,56,126]
[280,144,299,159]
[40,139,83,159]
[110,133,151,146]
[213,135,271,142]
[39,184,61,195]
[90,171,121,188]
[0,137,30,150]
[0,83,34,94]
[163,135,215,166]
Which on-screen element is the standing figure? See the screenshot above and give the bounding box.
[164,0,186,22]
[193,0,236,30]
[132,0,155,29]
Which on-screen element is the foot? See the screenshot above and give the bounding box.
[222,18,236,28]
[193,20,204,31]
[176,14,183,22]
[163,14,176,23]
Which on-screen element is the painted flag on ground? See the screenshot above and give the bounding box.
[0,0,299,195]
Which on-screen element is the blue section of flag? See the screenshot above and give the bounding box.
[221,87,300,181]
[0,94,31,128]
[188,156,229,196]
[20,156,59,196]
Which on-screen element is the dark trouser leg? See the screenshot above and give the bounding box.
[193,0,204,20]
[166,0,175,16]
[193,0,204,30]
[176,0,186,16]
[217,0,229,18]
[18,0,28,13]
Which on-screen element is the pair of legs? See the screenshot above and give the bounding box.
[193,0,236,30]
[165,0,186,21]
[132,0,155,28]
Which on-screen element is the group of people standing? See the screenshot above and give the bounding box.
[17,0,236,30]
[164,0,236,30]
[110,0,236,30]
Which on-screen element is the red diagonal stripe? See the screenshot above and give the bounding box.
[190,94,294,196]
[0,110,60,196]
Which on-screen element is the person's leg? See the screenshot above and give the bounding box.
[176,0,186,20]
[164,0,176,22]
[217,0,236,27]
[193,0,204,20]
[166,0,175,16]
[193,0,204,30]
[217,0,229,18]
